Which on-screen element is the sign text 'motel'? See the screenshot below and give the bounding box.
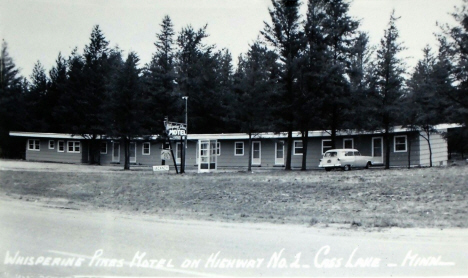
[165,121,187,137]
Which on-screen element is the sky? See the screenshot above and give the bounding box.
[1,0,463,79]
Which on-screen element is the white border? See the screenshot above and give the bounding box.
[343,138,354,149]
[67,141,81,153]
[293,140,303,155]
[322,139,332,154]
[234,141,244,156]
[394,135,408,152]
[142,142,150,155]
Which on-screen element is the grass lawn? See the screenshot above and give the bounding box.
[1,163,467,228]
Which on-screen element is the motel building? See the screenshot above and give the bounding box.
[9,124,458,171]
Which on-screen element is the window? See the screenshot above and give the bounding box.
[216,142,221,156]
[293,140,303,155]
[58,141,64,152]
[67,141,81,153]
[100,142,107,154]
[322,139,332,154]
[235,142,244,156]
[343,138,353,149]
[394,135,407,152]
[176,142,182,163]
[28,139,40,151]
[143,142,150,155]
[48,140,55,149]
[345,151,354,156]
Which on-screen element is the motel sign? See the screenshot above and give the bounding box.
[164,121,187,137]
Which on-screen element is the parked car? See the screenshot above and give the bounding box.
[318,149,373,171]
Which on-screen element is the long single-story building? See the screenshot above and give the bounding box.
[9,124,459,170]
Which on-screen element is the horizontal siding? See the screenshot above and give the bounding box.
[22,132,449,169]
[100,141,163,165]
[419,132,448,166]
[25,139,83,163]
[388,133,421,167]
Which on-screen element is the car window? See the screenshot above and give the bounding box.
[324,152,337,157]
[345,151,354,156]
[354,151,361,156]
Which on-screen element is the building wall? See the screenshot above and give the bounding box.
[22,132,447,169]
[419,130,448,166]
[99,141,161,165]
[386,133,420,167]
[25,138,83,164]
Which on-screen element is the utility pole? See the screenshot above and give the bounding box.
[181,96,188,173]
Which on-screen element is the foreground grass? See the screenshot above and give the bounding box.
[1,166,467,228]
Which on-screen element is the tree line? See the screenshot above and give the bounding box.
[1,0,468,170]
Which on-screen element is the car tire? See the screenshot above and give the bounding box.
[343,165,351,171]
[365,162,371,169]
[325,167,332,172]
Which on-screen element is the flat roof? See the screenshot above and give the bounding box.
[9,124,462,140]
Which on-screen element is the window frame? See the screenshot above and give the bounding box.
[48,140,55,150]
[100,142,107,154]
[343,138,354,149]
[234,141,244,156]
[142,142,151,155]
[216,142,221,156]
[322,139,332,154]
[58,140,65,152]
[394,135,407,152]
[293,140,303,155]
[176,142,182,164]
[67,141,81,153]
[28,139,40,151]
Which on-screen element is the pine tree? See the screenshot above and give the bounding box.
[299,0,328,170]
[319,0,360,148]
[48,52,68,132]
[406,46,448,167]
[143,15,178,134]
[175,24,223,133]
[0,40,27,157]
[106,52,145,170]
[234,42,279,171]
[74,25,114,164]
[369,11,407,169]
[261,0,305,170]
[24,61,49,131]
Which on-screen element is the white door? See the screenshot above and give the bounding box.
[275,141,284,165]
[199,140,210,172]
[372,137,383,164]
[252,141,261,165]
[198,140,217,172]
[130,142,136,163]
[112,142,120,162]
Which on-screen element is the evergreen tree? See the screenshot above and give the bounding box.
[106,52,144,170]
[347,32,375,130]
[143,15,178,134]
[406,46,448,167]
[65,25,114,164]
[261,0,305,170]
[233,42,279,171]
[175,24,228,133]
[48,52,68,132]
[0,41,26,157]
[299,0,328,170]
[368,11,407,169]
[319,0,360,148]
[438,1,468,127]
[24,61,49,131]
